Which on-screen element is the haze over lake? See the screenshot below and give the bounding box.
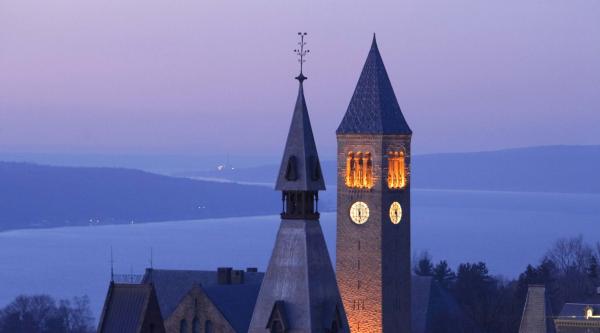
[1,188,598,320]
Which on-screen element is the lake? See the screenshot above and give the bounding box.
[0,189,598,320]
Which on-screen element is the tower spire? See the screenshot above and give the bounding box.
[248,34,348,333]
[294,32,309,82]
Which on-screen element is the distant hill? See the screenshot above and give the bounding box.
[0,162,281,231]
[178,145,600,194]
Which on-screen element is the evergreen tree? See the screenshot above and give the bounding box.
[433,260,455,288]
[413,251,434,276]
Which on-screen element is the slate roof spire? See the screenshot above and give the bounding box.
[337,34,412,135]
[275,33,325,192]
[249,34,348,333]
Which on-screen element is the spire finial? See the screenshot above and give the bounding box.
[371,33,378,50]
[294,32,309,82]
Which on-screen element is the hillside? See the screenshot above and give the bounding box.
[179,145,600,194]
[0,162,280,231]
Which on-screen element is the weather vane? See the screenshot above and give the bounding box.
[294,32,309,82]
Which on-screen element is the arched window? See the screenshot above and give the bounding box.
[345,151,373,189]
[192,317,200,333]
[204,320,213,333]
[387,150,406,189]
[180,319,188,333]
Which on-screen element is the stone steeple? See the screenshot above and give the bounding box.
[248,35,349,333]
[274,81,325,193]
[337,34,412,135]
[336,35,412,333]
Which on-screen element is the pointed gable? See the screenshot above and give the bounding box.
[97,282,165,333]
[266,301,289,332]
[337,35,412,135]
[275,82,326,191]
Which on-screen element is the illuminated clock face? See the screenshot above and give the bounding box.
[350,201,369,225]
[389,201,402,224]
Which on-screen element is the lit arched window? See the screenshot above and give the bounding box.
[387,151,407,189]
[180,319,188,333]
[345,151,373,189]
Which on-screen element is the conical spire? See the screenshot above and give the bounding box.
[337,34,412,135]
[274,81,325,191]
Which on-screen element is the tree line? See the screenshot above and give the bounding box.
[414,235,600,333]
[0,295,94,333]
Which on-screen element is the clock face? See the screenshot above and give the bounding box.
[389,201,402,224]
[350,201,369,225]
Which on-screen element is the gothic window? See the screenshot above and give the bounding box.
[192,318,200,333]
[180,319,188,333]
[345,151,373,189]
[267,301,288,333]
[310,155,321,181]
[387,150,407,189]
[204,320,213,333]
[285,156,297,181]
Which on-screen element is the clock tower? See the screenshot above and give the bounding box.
[336,35,412,333]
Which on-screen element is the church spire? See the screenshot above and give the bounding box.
[249,36,348,333]
[275,33,325,199]
[337,34,412,135]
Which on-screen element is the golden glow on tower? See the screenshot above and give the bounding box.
[345,152,373,189]
[387,151,406,189]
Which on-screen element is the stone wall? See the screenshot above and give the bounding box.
[165,285,235,333]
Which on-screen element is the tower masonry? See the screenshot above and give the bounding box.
[336,35,412,333]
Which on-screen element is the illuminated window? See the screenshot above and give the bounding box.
[586,307,594,319]
[387,151,407,189]
[345,151,373,189]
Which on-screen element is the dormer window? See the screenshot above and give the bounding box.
[387,151,407,189]
[345,151,373,189]
[267,301,288,333]
[285,156,298,181]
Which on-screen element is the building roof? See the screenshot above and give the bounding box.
[248,219,349,333]
[142,269,264,333]
[97,282,164,333]
[275,81,326,192]
[558,303,600,320]
[412,275,474,333]
[337,35,412,135]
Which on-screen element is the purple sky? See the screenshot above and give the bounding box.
[1,0,599,157]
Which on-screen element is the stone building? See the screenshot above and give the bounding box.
[97,282,165,333]
[95,36,460,333]
[336,35,412,333]
[553,291,600,333]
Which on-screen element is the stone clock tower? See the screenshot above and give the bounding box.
[336,35,412,333]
